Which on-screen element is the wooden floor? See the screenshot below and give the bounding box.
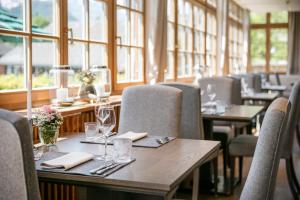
[178,140,300,200]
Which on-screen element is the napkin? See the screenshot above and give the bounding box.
[114,131,148,141]
[41,152,94,170]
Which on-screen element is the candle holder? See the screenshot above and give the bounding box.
[90,65,112,102]
[50,65,75,105]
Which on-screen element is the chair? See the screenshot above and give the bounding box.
[160,83,204,140]
[240,97,290,200]
[0,109,41,200]
[118,85,182,137]
[198,77,237,179]
[232,73,262,93]
[230,83,300,198]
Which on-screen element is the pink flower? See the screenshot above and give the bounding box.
[42,105,54,114]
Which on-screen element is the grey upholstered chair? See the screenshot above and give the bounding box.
[0,109,41,200]
[198,77,238,179]
[239,97,290,200]
[118,85,182,137]
[161,83,204,140]
[230,83,300,198]
[232,73,262,93]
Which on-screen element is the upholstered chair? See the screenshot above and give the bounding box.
[0,109,41,200]
[240,97,290,200]
[118,85,182,137]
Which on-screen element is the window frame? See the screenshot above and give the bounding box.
[250,12,288,73]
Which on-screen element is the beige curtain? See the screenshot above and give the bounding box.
[216,0,228,76]
[287,12,300,74]
[145,0,168,84]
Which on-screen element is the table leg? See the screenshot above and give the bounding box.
[192,168,199,200]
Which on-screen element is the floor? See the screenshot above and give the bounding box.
[177,140,300,200]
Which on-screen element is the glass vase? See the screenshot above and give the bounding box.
[38,127,60,146]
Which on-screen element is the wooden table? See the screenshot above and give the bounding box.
[242,92,279,103]
[202,105,264,194]
[262,85,286,93]
[36,134,220,200]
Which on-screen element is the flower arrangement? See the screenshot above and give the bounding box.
[77,70,95,85]
[33,105,63,145]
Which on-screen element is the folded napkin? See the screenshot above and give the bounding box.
[114,131,148,141]
[41,152,94,170]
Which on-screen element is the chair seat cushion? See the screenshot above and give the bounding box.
[229,135,257,157]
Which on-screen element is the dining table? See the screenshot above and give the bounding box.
[242,92,279,103]
[35,134,220,200]
[261,85,286,93]
[201,104,265,195]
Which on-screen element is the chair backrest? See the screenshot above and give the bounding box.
[0,109,40,200]
[240,98,290,200]
[275,72,282,85]
[227,76,242,105]
[232,73,262,93]
[161,83,204,139]
[198,77,234,105]
[282,81,300,158]
[118,85,182,137]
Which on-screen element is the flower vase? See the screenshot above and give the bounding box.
[39,127,60,146]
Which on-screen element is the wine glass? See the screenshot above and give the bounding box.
[207,84,216,102]
[95,104,116,161]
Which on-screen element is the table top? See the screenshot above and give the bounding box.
[202,105,264,122]
[242,92,279,101]
[36,134,220,193]
[262,85,286,91]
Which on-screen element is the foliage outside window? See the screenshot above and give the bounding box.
[250,11,288,73]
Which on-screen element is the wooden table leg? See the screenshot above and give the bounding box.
[192,168,200,200]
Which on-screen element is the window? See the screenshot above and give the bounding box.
[228,1,245,74]
[116,0,145,85]
[250,12,288,73]
[68,0,108,85]
[166,0,213,81]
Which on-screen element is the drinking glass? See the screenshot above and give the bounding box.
[84,122,98,141]
[207,84,216,102]
[95,104,116,161]
[113,138,132,163]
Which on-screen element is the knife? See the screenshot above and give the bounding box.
[96,163,121,175]
[89,162,114,174]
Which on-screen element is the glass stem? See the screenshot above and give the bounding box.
[104,134,108,158]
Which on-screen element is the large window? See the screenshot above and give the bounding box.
[0,0,145,96]
[228,1,244,74]
[116,0,145,87]
[166,0,216,81]
[250,11,288,73]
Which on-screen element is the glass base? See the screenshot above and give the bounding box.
[95,154,113,162]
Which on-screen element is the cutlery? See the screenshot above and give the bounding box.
[100,159,135,177]
[89,162,114,174]
[156,137,170,145]
[96,163,121,175]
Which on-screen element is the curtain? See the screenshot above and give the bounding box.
[216,0,228,76]
[242,10,250,73]
[145,0,168,84]
[287,12,300,75]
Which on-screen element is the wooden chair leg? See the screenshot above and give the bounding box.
[230,156,235,194]
[238,156,243,184]
[286,158,299,200]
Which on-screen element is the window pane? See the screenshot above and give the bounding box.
[178,0,185,25]
[167,23,175,50]
[186,53,193,76]
[166,51,174,79]
[131,12,143,47]
[270,29,287,71]
[178,26,186,51]
[193,6,205,31]
[271,11,288,23]
[167,0,175,23]
[117,0,129,7]
[0,35,25,90]
[185,1,192,27]
[32,0,54,34]
[89,0,107,42]
[0,0,23,31]
[178,53,185,77]
[117,7,130,45]
[131,0,143,11]
[186,28,193,52]
[251,29,266,67]
[32,38,56,88]
[131,48,143,81]
[68,42,85,85]
[89,44,107,66]
[250,12,266,24]
[117,47,130,83]
[68,0,85,39]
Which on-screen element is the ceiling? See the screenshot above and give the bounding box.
[235,0,300,12]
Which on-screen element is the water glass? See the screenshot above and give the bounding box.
[113,138,132,163]
[84,122,98,141]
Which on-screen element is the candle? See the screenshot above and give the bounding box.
[56,87,68,102]
[27,80,32,119]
